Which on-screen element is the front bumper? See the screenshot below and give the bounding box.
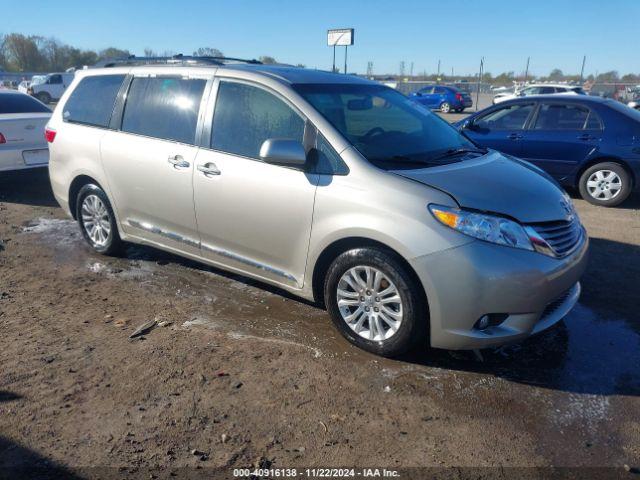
[409,235,588,350]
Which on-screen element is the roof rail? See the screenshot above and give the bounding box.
[93,54,262,68]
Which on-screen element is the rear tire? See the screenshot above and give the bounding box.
[36,92,51,104]
[76,184,124,255]
[578,162,631,207]
[440,102,451,113]
[324,247,427,357]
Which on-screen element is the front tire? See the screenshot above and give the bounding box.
[76,184,123,255]
[440,102,451,113]
[36,92,51,104]
[578,162,631,207]
[324,248,427,357]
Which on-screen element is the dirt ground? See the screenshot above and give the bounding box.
[0,168,639,479]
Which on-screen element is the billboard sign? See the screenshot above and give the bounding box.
[327,28,354,46]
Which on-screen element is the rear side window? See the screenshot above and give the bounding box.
[475,103,534,130]
[211,81,305,159]
[534,103,589,130]
[63,75,125,127]
[122,77,206,144]
[0,94,51,114]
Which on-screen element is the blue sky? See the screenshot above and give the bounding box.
[2,0,637,76]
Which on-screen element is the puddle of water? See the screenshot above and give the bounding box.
[22,218,81,246]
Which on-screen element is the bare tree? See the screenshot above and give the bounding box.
[2,33,46,71]
[143,48,157,57]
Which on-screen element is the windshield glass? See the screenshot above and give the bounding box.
[30,75,46,86]
[293,83,478,168]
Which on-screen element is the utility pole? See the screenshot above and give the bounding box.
[344,45,347,74]
[524,56,530,84]
[410,62,414,78]
[475,57,484,112]
[399,61,405,77]
[437,59,441,81]
[580,55,586,83]
[332,45,336,73]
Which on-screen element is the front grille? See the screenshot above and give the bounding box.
[528,218,583,257]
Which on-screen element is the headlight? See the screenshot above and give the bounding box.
[429,204,534,251]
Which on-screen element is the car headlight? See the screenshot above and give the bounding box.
[429,204,534,251]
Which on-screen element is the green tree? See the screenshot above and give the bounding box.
[548,68,564,81]
[258,55,277,64]
[193,47,224,57]
[98,47,131,60]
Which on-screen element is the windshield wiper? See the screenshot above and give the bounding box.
[369,155,436,166]
[430,147,487,162]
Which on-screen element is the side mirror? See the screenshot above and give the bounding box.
[260,139,307,168]
[415,91,422,96]
[462,119,477,130]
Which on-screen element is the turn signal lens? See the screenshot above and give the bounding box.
[431,208,459,228]
[0,132,6,144]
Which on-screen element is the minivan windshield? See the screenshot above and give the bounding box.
[294,83,481,169]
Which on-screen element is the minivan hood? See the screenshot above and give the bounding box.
[391,151,572,223]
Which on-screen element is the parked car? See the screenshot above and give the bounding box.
[27,72,74,104]
[409,85,473,113]
[17,80,32,94]
[628,98,640,110]
[494,84,586,104]
[0,90,51,172]
[454,95,640,206]
[47,61,587,357]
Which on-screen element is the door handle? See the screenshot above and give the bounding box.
[197,162,221,177]
[507,133,523,140]
[168,155,190,169]
[577,134,594,141]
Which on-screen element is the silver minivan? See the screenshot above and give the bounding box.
[47,58,588,357]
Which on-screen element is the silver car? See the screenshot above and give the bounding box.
[46,59,588,357]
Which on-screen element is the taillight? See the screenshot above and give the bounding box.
[0,132,6,144]
[45,127,56,143]
[455,93,463,101]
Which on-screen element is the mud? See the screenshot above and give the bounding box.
[0,169,639,477]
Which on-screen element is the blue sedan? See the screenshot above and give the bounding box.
[454,95,640,206]
[410,85,473,113]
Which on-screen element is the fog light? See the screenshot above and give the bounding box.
[476,315,490,330]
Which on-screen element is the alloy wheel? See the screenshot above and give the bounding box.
[81,194,111,247]
[336,266,403,341]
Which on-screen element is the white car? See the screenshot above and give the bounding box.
[0,90,51,172]
[26,72,74,104]
[493,84,586,104]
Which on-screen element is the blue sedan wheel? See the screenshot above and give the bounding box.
[579,162,631,207]
[440,102,451,113]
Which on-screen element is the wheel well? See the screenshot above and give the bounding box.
[311,237,428,312]
[68,175,104,219]
[575,158,635,189]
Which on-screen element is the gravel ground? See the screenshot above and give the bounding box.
[0,166,639,479]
